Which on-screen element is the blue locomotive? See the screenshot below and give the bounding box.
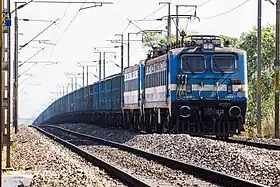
[33,35,248,138]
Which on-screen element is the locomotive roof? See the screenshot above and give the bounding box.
[92,72,122,85]
[144,46,246,65]
[170,46,246,56]
[124,64,139,73]
[145,54,167,66]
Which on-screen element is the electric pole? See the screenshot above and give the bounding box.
[103,52,106,78]
[86,66,89,86]
[115,33,124,108]
[1,0,13,172]
[0,0,3,182]
[120,34,124,108]
[257,0,262,137]
[175,5,197,43]
[71,77,74,92]
[82,65,85,87]
[6,0,12,168]
[159,2,171,48]
[176,5,179,43]
[75,77,78,90]
[127,33,130,67]
[275,0,280,138]
[94,51,102,80]
[116,34,124,73]
[102,51,116,79]
[99,53,101,80]
[14,2,19,134]
[127,31,161,68]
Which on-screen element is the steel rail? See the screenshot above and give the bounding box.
[33,125,267,187]
[195,135,280,151]
[31,125,151,187]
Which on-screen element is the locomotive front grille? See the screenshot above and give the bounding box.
[171,100,246,120]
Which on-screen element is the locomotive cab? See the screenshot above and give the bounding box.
[170,35,248,138]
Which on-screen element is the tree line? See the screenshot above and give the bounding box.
[141,25,276,137]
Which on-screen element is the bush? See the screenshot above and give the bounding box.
[262,122,274,138]
[244,92,275,138]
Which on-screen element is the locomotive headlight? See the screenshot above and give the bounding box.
[237,88,244,98]
[202,43,208,49]
[208,43,214,49]
[202,43,214,50]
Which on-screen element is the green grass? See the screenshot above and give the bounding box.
[242,122,275,138]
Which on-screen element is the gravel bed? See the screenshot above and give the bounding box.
[42,125,218,186]
[127,134,280,186]
[54,123,137,143]
[231,135,280,146]
[54,123,280,186]
[79,145,217,187]
[11,125,125,187]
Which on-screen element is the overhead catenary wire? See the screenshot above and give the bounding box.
[197,0,216,7]
[176,0,217,33]
[141,4,167,20]
[49,0,87,56]
[122,4,167,33]
[18,62,39,79]
[121,22,131,33]
[60,2,72,22]
[18,75,35,87]
[127,18,155,48]
[51,1,72,32]
[46,1,72,56]
[93,47,120,68]
[202,0,251,20]
[184,0,217,15]
[19,18,59,50]
[128,0,216,42]
[176,0,250,35]
[19,47,46,67]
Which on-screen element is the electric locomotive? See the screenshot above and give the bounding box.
[125,35,248,138]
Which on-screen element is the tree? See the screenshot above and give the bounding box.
[219,35,239,47]
[238,25,275,129]
[141,33,175,48]
[142,33,239,48]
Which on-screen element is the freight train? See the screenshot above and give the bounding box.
[33,35,248,139]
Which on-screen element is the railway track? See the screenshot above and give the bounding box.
[32,125,267,187]
[32,125,150,187]
[195,135,280,151]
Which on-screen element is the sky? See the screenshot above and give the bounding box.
[12,0,276,119]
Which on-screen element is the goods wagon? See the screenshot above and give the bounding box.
[33,73,123,126]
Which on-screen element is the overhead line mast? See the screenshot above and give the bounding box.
[159,2,171,49]
[257,0,262,138]
[275,0,280,138]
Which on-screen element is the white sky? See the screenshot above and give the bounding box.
[13,0,275,119]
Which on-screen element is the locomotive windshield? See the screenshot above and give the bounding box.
[181,54,206,73]
[212,54,236,73]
